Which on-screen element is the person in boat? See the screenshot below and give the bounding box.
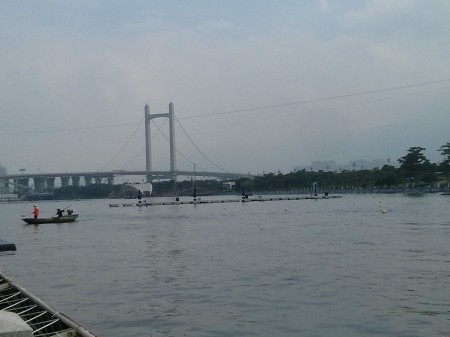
[32,205,39,219]
[137,190,143,202]
[67,209,73,215]
[56,208,64,217]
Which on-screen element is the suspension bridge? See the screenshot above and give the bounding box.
[0,103,253,195]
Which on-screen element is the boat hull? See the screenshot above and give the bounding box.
[22,214,78,224]
[0,271,97,336]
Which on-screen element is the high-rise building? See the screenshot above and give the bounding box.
[0,164,6,192]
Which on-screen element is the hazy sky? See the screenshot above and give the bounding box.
[1,0,450,176]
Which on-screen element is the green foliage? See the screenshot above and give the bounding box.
[438,142,450,186]
[438,142,450,163]
[373,166,401,187]
[152,179,222,196]
[233,143,448,192]
[54,184,115,199]
[398,146,430,178]
[420,172,439,184]
[439,142,450,174]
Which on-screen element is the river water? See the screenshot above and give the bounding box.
[0,194,449,337]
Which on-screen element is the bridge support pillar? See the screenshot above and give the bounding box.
[18,178,29,188]
[61,176,70,188]
[84,176,92,186]
[13,179,18,194]
[95,177,102,184]
[33,177,45,193]
[107,177,114,185]
[145,104,152,183]
[72,176,80,188]
[14,178,29,195]
[144,102,177,183]
[168,102,176,181]
[2,179,10,194]
[46,177,55,192]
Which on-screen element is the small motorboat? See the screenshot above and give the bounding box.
[22,214,78,225]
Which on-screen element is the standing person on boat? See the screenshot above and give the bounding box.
[32,205,39,219]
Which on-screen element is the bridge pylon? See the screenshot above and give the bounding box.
[144,103,176,182]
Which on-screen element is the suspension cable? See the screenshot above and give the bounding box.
[119,118,166,170]
[97,117,144,171]
[152,119,207,171]
[175,117,227,172]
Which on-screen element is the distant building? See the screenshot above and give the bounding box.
[295,159,392,172]
[222,181,235,190]
[0,164,5,175]
[0,164,7,193]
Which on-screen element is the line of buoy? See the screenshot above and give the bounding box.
[109,194,342,207]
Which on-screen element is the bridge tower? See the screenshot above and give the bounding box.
[144,103,176,182]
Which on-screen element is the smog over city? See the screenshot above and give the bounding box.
[1,1,450,175]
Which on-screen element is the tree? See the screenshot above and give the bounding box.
[373,166,401,188]
[438,142,450,167]
[438,142,450,186]
[398,146,430,182]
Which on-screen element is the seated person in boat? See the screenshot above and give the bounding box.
[56,208,64,217]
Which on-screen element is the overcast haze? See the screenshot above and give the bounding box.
[1,1,450,176]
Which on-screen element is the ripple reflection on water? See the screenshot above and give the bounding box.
[0,195,449,336]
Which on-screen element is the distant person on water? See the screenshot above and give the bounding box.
[137,190,143,202]
[32,205,39,219]
[56,208,63,217]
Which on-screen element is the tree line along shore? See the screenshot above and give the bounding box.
[49,144,450,199]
